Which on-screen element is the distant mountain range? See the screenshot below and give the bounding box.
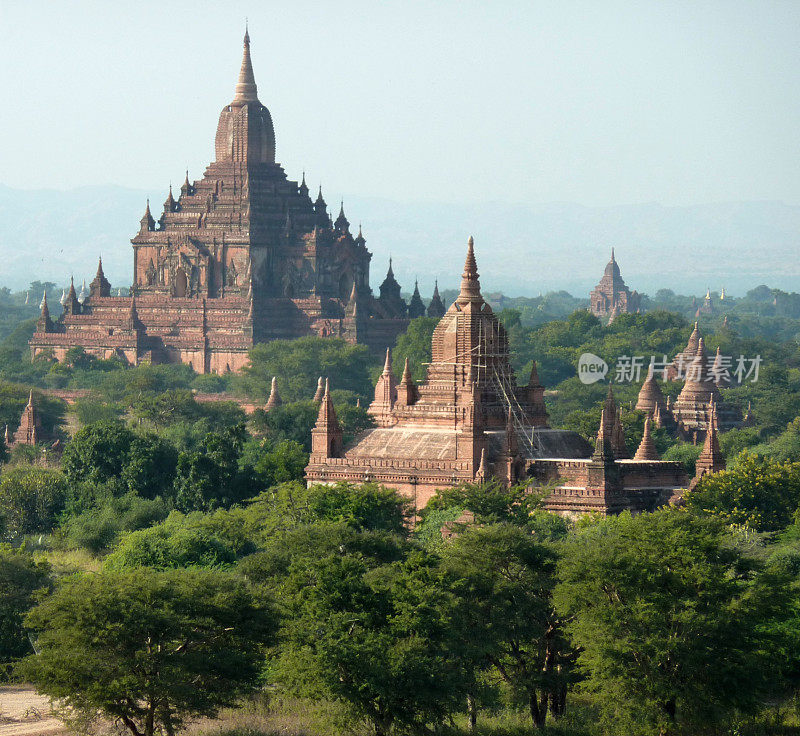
[1,184,797,298]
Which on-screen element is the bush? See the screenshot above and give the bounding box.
[103,512,239,570]
[0,467,66,540]
[0,545,50,661]
[58,493,170,553]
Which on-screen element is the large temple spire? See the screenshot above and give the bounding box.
[215,29,275,163]
[456,236,482,305]
[232,26,259,105]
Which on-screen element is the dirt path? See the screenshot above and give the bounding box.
[0,686,66,736]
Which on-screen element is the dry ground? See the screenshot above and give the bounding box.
[0,686,66,736]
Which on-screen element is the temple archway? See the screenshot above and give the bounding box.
[339,272,352,301]
[174,269,188,297]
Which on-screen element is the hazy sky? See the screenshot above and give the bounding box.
[1,0,799,207]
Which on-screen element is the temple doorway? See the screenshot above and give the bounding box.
[174,269,188,297]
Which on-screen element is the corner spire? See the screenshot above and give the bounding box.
[311,378,343,459]
[36,290,53,333]
[232,26,258,105]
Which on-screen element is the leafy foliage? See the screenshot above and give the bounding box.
[174,425,255,512]
[61,421,178,501]
[103,512,240,570]
[266,526,470,735]
[21,568,276,736]
[0,545,49,661]
[555,509,792,734]
[685,452,800,531]
[442,523,574,728]
[235,337,379,403]
[0,466,66,539]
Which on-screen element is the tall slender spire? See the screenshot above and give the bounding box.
[694,399,725,482]
[475,447,488,482]
[232,25,258,104]
[140,199,155,232]
[37,291,51,332]
[313,376,325,403]
[127,295,139,328]
[457,236,482,305]
[427,279,446,318]
[265,376,282,411]
[592,408,613,462]
[334,201,350,232]
[311,378,344,459]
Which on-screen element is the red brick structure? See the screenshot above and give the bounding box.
[10,391,46,447]
[589,249,641,320]
[30,31,426,372]
[690,398,726,489]
[306,239,689,517]
[638,323,744,440]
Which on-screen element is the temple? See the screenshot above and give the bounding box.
[29,30,433,372]
[589,249,642,320]
[638,322,744,441]
[306,239,691,516]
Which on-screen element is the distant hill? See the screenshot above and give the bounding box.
[1,184,798,298]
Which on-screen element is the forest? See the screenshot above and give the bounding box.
[1,283,800,736]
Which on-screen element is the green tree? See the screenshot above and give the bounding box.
[256,401,319,450]
[61,421,177,501]
[425,480,546,527]
[391,316,438,382]
[0,545,50,661]
[252,439,309,488]
[443,523,574,728]
[270,526,469,735]
[130,388,201,427]
[174,424,254,512]
[759,417,800,462]
[58,494,170,554]
[685,452,800,531]
[236,336,378,403]
[305,482,411,534]
[21,568,276,736]
[103,512,239,570]
[0,467,66,539]
[61,421,136,486]
[554,509,791,734]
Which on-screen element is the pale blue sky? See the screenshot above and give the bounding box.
[1,0,799,207]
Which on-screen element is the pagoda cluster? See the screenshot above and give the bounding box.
[635,321,752,442]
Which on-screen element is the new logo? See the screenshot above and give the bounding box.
[578,353,609,384]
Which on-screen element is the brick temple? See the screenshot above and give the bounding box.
[589,249,642,320]
[307,239,693,517]
[636,321,747,442]
[30,31,433,372]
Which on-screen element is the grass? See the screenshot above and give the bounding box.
[185,694,602,736]
[35,545,101,575]
[184,694,800,736]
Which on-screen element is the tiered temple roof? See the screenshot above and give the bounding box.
[29,30,442,372]
[637,323,744,439]
[307,239,689,516]
[589,249,642,319]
